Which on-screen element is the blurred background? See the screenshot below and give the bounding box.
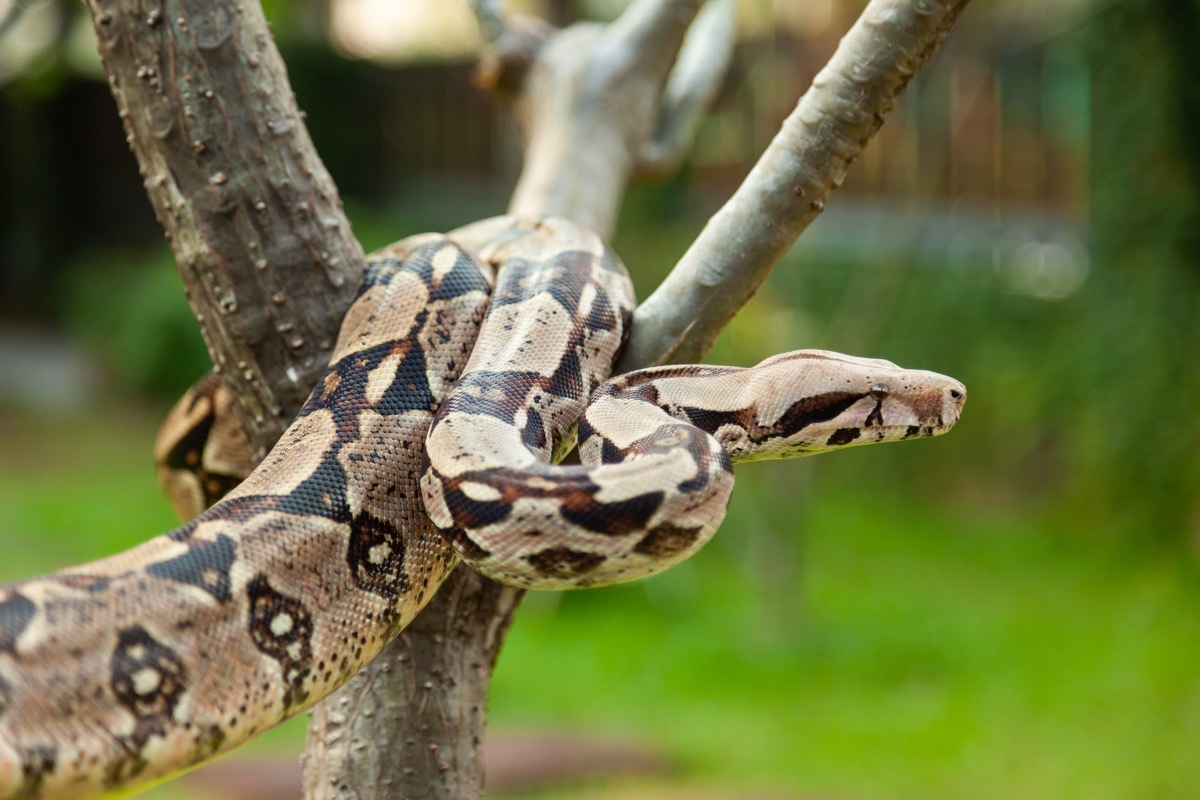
[1,0,1198,798]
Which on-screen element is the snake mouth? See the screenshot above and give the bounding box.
[900,411,963,440]
[816,419,956,452]
[900,423,951,439]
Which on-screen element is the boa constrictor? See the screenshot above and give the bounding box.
[0,216,965,799]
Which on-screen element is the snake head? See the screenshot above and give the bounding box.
[725,349,967,461]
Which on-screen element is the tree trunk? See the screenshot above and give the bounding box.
[302,570,521,799]
[85,0,365,457]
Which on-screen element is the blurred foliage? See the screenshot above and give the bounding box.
[493,488,1200,800]
[56,248,211,398]
[1072,0,1200,545]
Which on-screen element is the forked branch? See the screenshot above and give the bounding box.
[637,0,738,177]
[499,0,708,236]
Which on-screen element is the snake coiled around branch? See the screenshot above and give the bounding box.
[0,216,964,800]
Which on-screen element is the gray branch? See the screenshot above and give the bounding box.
[638,0,738,176]
[617,0,973,371]
[506,0,703,237]
[302,569,522,799]
[469,0,508,45]
[605,0,705,83]
[469,3,554,104]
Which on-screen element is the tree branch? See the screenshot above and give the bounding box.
[85,0,366,456]
[470,1,554,103]
[505,0,703,237]
[637,0,738,177]
[617,0,973,371]
[606,0,705,83]
[469,0,508,46]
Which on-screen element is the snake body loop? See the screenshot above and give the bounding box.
[0,217,965,799]
[423,219,966,588]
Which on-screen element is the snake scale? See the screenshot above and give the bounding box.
[0,216,965,799]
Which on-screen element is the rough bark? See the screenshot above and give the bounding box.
[302,571,522,799]
[85,0,365,456]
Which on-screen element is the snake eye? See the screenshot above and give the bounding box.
[869,383,889,401]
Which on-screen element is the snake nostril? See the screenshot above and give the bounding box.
[949,387,964,401]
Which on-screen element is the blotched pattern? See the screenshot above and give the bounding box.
[0,217,965,800]
[0,234,491,799]
[421,224,967,589]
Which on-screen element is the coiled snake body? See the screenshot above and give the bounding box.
[0,217,965,799]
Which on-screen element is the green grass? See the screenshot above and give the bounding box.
[2,409,1198,799]
[491,466,1200,800]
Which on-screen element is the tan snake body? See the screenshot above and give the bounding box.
[0,217,965,799]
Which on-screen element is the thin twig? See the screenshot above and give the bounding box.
[605,0,705,82]
[638,0,738,176]
[469,0,509,46]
